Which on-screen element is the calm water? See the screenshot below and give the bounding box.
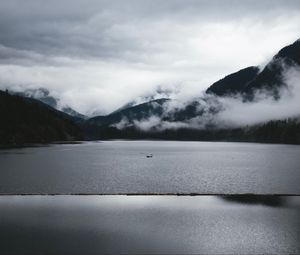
[0,195,299,254]
[0,140,299,194]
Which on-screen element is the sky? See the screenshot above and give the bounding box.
[0,0,300,115]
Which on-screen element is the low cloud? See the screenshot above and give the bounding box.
[216,67,300,127]
[113,66,300,131]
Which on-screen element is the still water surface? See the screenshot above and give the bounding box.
[0,195,299,254]
[0,141,299,194]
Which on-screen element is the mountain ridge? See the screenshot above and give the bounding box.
[81,38,300,143]
[10,88,87,119]
[243,39,300,95]
[86,38,300,130]
[2,38,300,144]
[206,66,260,96]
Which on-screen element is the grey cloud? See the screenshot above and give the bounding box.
[1,0,300,61]
[0,0,300,115]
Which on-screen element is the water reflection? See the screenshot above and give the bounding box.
[0,195,299,254]
[221,195,287,207]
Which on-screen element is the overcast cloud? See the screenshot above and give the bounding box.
[0,0,300,115]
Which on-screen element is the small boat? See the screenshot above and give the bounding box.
[146,154,153,158]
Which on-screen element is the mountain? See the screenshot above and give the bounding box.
[2,39,299,145]
[61,106,87,120]
[111,87,175,115]
[206,66,260,96]
[12,88,57,107]
[82,38,300,144]
[10,88,86,119]
[0,90,83,146]
[206,39,300,98]
[243,39,300,96]
[83,98,170,138]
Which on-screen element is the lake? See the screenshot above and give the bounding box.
[0,140,299,194]
[0,195,299,254]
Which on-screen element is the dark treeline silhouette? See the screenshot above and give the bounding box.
[83,118,300,144]
[0,90,83,146]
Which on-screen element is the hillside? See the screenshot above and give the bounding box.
[0,90,83,146]
[206,66,260,96]
[11,88,86,119]
[82,39,300,144]
[243,39,300,96]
